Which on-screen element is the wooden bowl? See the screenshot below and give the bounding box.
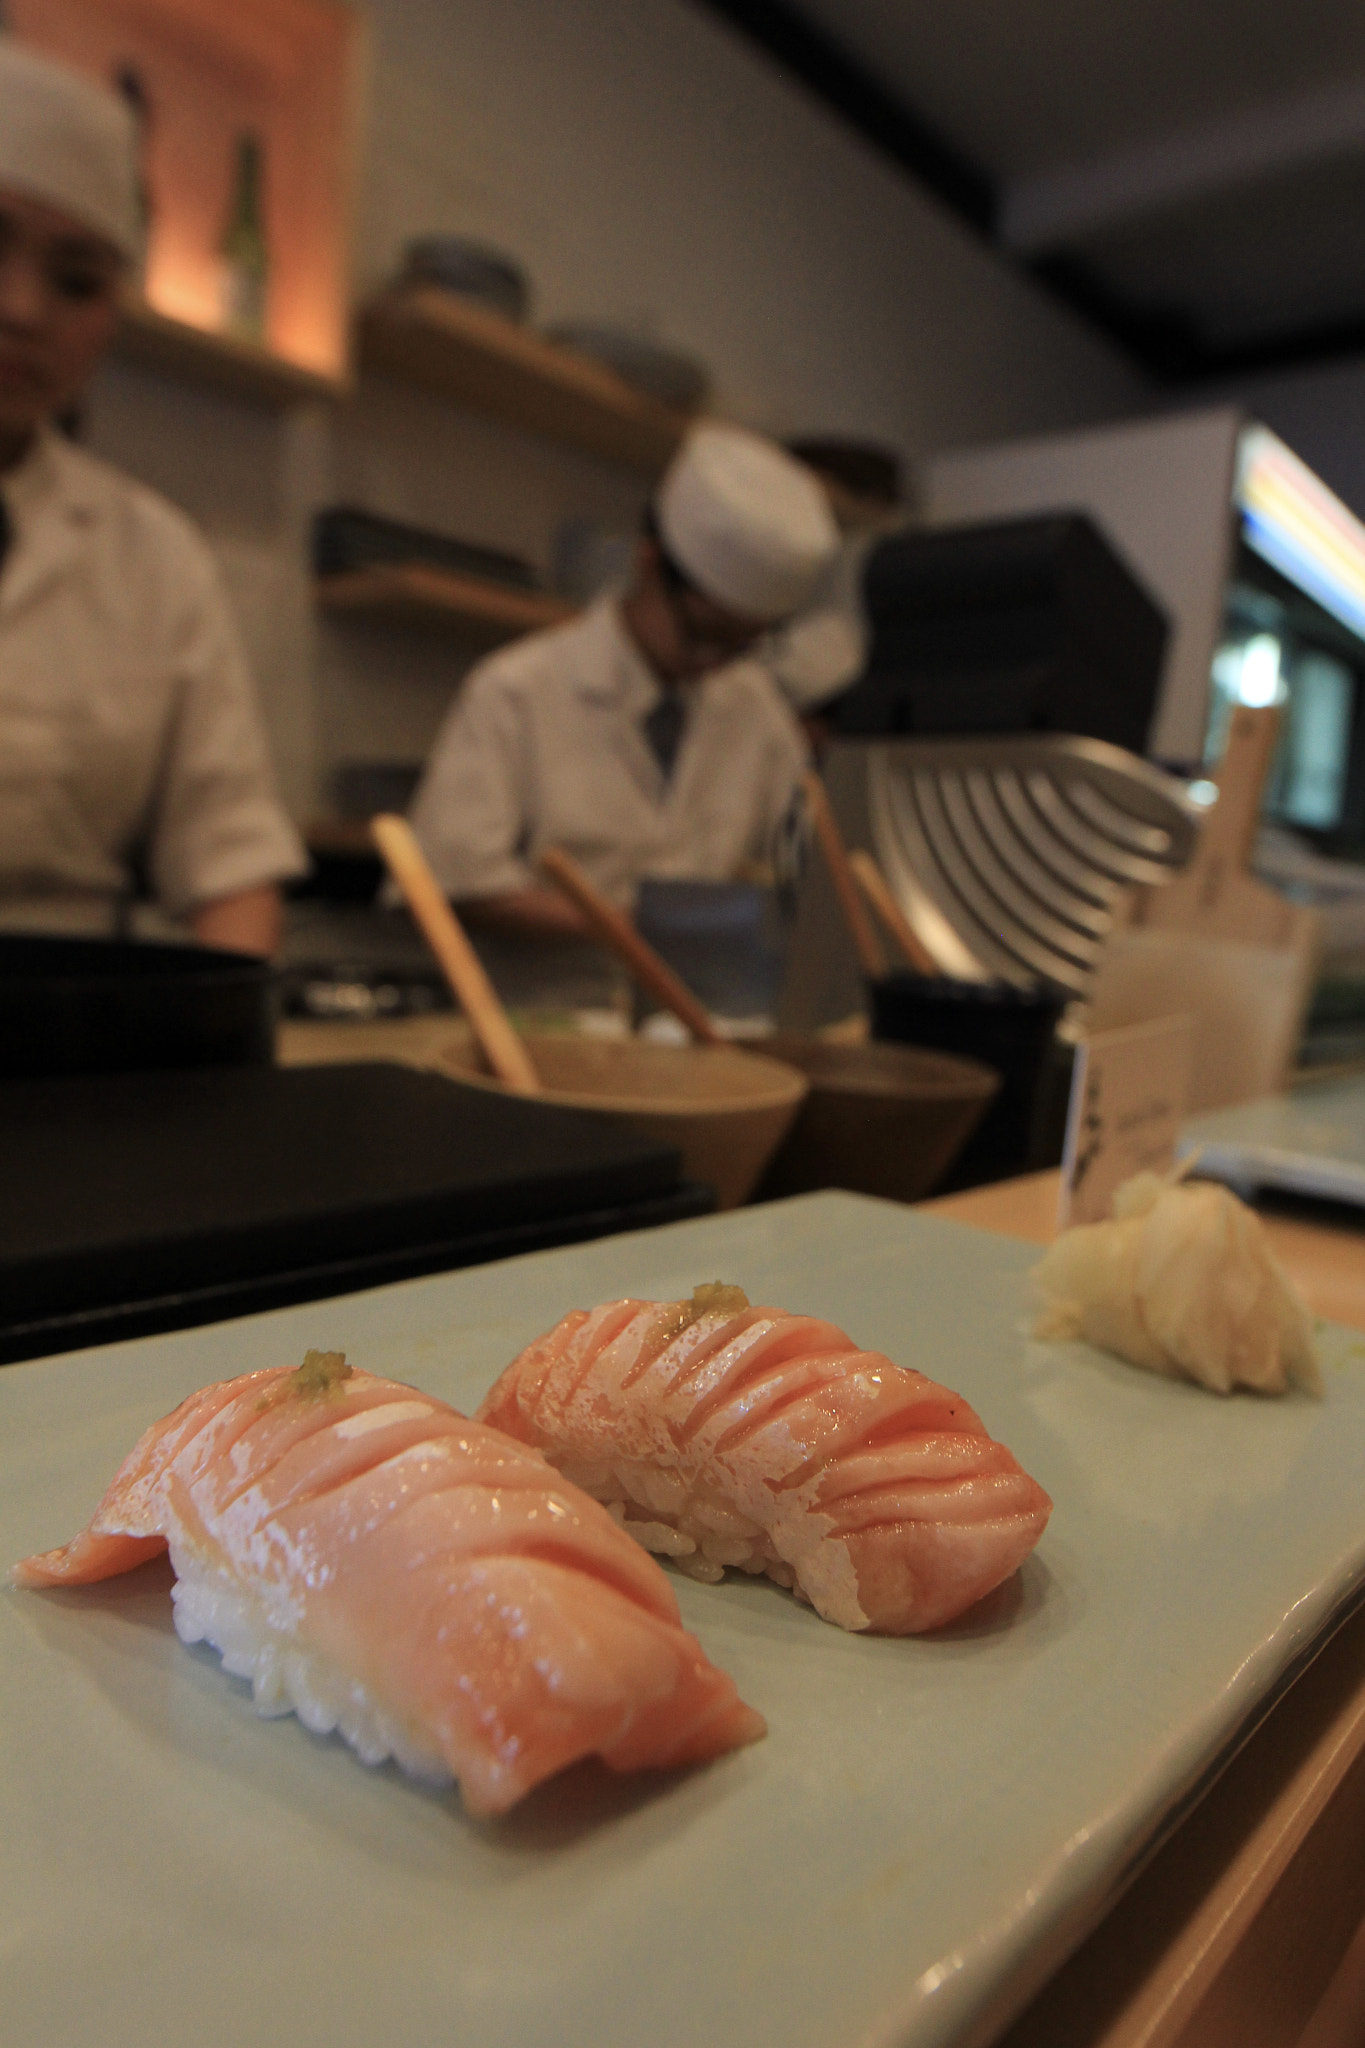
[751,1034,999,1205]
[436,1032,808,1210]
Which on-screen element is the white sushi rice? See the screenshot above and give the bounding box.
[588,1462,801,1594]
[169,1543,452,1785]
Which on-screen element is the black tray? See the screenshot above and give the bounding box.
[0,1062,711,1363]
[0,934,274,1076]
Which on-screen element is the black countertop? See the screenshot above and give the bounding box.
[0,1061,709,1363]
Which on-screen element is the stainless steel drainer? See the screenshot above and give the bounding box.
[844,736,1198,996]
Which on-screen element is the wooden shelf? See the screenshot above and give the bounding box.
[316,564,577,639]
[115,299,348,409]
[358,287,690,474]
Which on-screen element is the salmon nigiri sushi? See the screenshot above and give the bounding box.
[479,1286,1052,1635]
[12,1349,764,1816]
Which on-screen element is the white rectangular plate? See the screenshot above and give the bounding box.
[3,1192,1364,2048]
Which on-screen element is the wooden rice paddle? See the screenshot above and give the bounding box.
[370,813,540,1094]
[848,848,940,976]
[539,846,722,1045]
[801,769,886,979]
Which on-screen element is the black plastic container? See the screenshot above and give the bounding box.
[0,935,275,1077]
[871,972,1066,1191]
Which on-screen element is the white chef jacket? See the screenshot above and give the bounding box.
[0,428,306,934]
[409,597,809,908]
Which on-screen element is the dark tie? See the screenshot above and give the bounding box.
[644,689,687,781]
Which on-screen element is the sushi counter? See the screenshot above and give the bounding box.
[4,1185,1365,2048]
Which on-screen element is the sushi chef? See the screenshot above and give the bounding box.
[0,42,305,952]
[409,423,839,937]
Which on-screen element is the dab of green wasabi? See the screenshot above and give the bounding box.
[260,1349,353,1409]
[687,1282,750,1319]
[653,1283,750,1346]
[291,1348,353,1395]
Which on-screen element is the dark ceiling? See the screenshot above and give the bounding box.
[696,0,1365,383]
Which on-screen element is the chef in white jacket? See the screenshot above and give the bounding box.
[410,423,839,938]
[0,42,305,951]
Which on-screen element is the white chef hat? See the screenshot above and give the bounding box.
[655,423,839,623]
[0,40,141,261]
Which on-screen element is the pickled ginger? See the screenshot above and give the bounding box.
[1033,1172,1320,1396]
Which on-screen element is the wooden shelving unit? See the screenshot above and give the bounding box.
[316,563,577,639]
[358,287,690,474]
[116,299,348,409]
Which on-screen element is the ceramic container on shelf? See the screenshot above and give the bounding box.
[399,237,530,322]
[543,323,710,411]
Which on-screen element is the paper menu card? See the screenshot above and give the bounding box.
[1060,1013,1194,1227]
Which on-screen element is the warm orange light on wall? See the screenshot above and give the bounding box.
[9,0,359,381]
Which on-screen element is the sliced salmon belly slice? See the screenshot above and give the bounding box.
[11,1359,763,1815]
[478,1296,1052,1634]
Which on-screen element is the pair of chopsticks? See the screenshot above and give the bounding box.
[371,775,934,1084]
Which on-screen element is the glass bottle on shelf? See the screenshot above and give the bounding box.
[113,63,153,290]
[218,131,269,344]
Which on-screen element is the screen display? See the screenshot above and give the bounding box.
[1234,424,1365,642]
[1206,427,1365,848]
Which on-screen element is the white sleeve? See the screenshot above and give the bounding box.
[408,662,536,899]
[147,546,306,916]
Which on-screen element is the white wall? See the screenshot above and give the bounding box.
[85,0,1149,822]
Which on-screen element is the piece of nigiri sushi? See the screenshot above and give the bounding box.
[478,1286,1052,1634]
[12,1349,764,1816]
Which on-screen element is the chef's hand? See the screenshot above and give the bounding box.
[190,883,283,957]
